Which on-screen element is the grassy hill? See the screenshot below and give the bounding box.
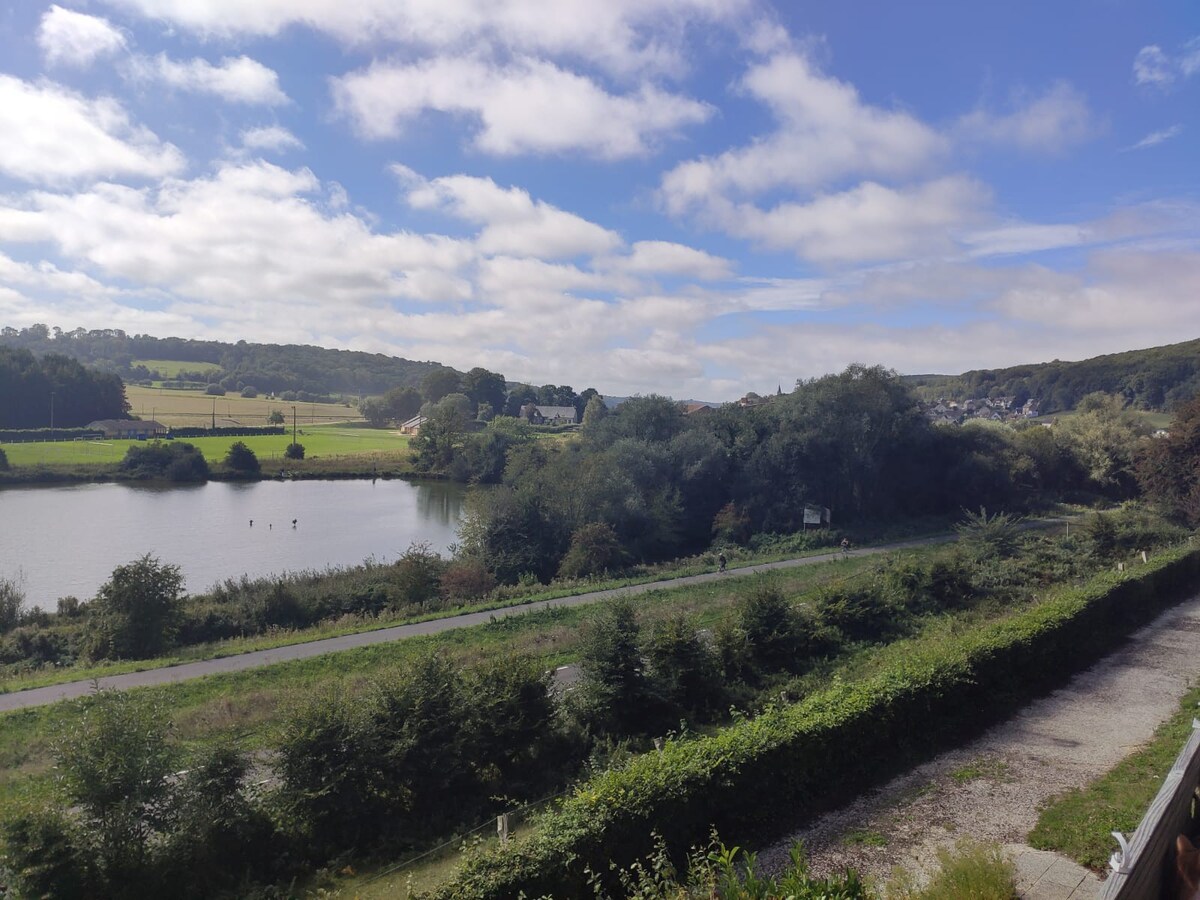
[905,337,1200,413]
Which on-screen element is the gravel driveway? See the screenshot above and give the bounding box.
[756,592,1200,896]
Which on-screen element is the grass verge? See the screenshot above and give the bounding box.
[1027,682,1200,869]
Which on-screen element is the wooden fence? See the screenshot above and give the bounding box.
[1100,717,1200,898]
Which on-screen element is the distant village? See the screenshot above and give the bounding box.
[918,395,1042,425]
[724,390,1046,426]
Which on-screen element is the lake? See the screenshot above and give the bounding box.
[0,479,466,609]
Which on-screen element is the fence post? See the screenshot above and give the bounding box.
[497,813,510,846]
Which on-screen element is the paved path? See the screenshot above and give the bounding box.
[0,535,954,713]
[756,591,1200,899]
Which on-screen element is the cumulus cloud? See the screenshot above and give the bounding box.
[333,56,709,158]
[131,53,289,105]
[661,49,944,214]
[100,0,749,76]
[0,76,184,185]
[402,170,622,258]
[0,161,474,308]
[723,176,990,265]
[957,81,1098,154]
[240,125,304,152]
[38,5,128,68]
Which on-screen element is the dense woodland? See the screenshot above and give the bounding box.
[0,324,446,398]
[0,346,128,428]
[414,364,1189,586]
[906,337,1200,412]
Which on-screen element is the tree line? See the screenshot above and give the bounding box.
[0,346,128,428]
[0,324,444,398]
[436,364,1184,587]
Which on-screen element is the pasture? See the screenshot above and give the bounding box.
[125,384,363,428]
[0,423,409,468]
[131,358,222,378]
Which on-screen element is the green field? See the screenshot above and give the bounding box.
[0,423,409,468]
[131,358,222,378]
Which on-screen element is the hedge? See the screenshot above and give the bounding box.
[0,428,104,442]
[427,543,1200,899]
[168,426,286,438]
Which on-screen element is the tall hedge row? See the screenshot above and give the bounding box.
[427,544,1200,899]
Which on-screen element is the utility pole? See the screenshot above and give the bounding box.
[211,396,216,430]
[292,405,297,445]
[50,391,55,433]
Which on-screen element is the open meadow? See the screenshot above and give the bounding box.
[124,384,364,428]
[0,422,409,468]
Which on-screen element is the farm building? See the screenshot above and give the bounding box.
[84,419,168,439]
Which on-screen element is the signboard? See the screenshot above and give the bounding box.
[803,506,823,525]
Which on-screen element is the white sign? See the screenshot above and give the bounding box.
[803,507,822,525]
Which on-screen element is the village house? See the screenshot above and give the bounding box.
[519,404,578,425]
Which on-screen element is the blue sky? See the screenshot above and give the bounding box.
[0,1,1197,400]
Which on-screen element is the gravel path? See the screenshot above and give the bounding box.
[755,591,1200,895]
[0,534,954,713]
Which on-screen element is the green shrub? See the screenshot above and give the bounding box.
[284,441,305,459]
[645,614,725,716]
[223,440,260,474]
[558,522,630,579]
[84,555,184,660]
[120,441,209,482]
[425,546,1200,900]
[0,446,8,471]
[1,807,90,899]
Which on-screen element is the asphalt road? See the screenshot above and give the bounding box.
[0,534,958,713]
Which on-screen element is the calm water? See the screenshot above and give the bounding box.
[0,479,466,609]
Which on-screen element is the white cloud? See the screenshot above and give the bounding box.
[957,82,1097,154]
[403,172,622,258]
[661,49,944,214]
[607,241,733,280]
[1127,124,1184,150]
[1133,37,1200,88]
[0,161,475,307]
[101,0,749,76]
[333,56,709,158]
[132,53,289,105]
[723,176,990,265]
[0,76,184,185]
[964,222,1088,257]
[241,125,305,152]
[38,5,127,68]
[1133,45,1173,87]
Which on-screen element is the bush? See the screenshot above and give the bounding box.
[84,555,184,660]
[284,441,305,460]
[239,386,258,398]
[0,446,8,471]
[558,523,630,579]
[737,585,810,672]
[223,441,260,474]
[392,542,445,608]
[645,614,725,716]
[439,558,496,601]
[204,383,225,395]
[1,807,89,899]
[0,575,23,633]
[120,441,209,482]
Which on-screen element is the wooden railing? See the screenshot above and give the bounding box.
[1100,718,1200,898]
